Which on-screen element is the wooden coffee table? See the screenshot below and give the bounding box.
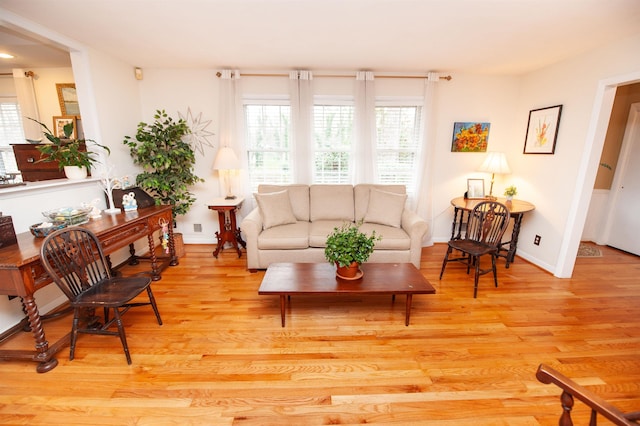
[258,263,436,327]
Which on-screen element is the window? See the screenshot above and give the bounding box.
[242,92,424,195]
[375,103,422,195]
[313,101,354,184]
[244,101,292,192]
[0,101,24,175]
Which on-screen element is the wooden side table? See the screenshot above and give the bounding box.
[207,197,246,258]
[450,197,535,268]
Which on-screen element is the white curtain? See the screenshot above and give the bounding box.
[354,71,376,183]
[289,70,313,183]
[415,72,439,245]
[218,70,250,206]
[13,69,41,142]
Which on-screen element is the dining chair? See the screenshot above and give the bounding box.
[40,227,162,364]
[439,200,510,297]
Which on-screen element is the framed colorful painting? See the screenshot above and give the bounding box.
[523,105,562,154]
[451,122,490,152]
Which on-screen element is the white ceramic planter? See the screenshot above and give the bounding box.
[63,166,88,180]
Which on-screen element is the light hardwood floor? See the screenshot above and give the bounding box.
[0,243,638,425]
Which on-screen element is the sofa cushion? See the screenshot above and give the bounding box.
[359,222,411,250]
[354,184,406,221]
[254,190,297,230]
[310,185,354,222]
[259,184,310,221]
[308,220,350,248]
[363,188,407,228]
[257,221,310,249]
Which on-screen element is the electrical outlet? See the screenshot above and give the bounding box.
[534,235,541,245]
[194,223,202,232]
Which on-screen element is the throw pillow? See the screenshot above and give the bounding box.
[254,190,297,230]
[363,188,407,228]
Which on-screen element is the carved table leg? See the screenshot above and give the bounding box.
[23,296,58,373]
[128,243,139,265]
[147,232,161,281]
[168,220,178,266]
[505,213,524,268]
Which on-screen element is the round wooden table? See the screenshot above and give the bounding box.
[450,197,535,267]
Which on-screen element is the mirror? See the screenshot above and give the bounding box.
[56,83,80,116]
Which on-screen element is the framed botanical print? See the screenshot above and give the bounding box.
[523,105,562,154]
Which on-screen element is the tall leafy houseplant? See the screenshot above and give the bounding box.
[30,118,110,170]
[123,110,203,218]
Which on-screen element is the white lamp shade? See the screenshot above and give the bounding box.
[478,152,511,175]
[213,146,239,170]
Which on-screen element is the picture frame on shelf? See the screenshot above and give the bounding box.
[524,104,562,154]
[55,83,80,116]
[52,116,77,139]
[466,178,485,199]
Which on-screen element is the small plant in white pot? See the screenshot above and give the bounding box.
[504,185,517,201]
[30,118,110,180]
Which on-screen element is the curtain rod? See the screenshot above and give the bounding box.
[215,71,452,81]
[0,71,36,77]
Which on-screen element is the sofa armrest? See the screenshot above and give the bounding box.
[240,207,263,270]
[401,209,428,268]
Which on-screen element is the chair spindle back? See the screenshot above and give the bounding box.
[41,228,111,300]
[465,201,510,247]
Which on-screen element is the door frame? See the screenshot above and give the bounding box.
[556,71,640,278]
[600,102,640,245]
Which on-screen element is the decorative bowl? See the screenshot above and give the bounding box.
[42,206,93,226]
[30,221,66,238]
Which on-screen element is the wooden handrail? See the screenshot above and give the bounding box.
[536,364,640,426]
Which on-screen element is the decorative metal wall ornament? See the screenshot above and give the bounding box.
[179,107,215,156]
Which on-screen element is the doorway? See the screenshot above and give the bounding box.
[603,103,640,255]
[557,72,640,278]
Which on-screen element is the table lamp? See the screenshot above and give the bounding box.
[213,146,240,199]
[478,151,511,199]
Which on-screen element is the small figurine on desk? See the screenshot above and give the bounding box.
[122,192,138,211]
[121,175,133,189]
[86,198,102,218]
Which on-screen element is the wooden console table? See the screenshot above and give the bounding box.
[450,197,535,268]
[0,205,177,373]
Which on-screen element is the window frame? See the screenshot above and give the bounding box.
[0,99,25,175]
[374,97,424,196]
[243,96,293,192]
[312,95,355,184]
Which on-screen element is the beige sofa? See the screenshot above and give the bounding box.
[240,184,428,270]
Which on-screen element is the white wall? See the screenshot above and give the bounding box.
[31,67,75,123]
[136,68,220,243]
[429,73,521,243]
[512,33,640,275]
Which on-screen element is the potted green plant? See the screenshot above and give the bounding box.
[504,185,518,201]
[324,221,381,279]
[123,109,203,219]
[29,118,110,180]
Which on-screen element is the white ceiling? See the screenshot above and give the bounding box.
[1,0,640,75]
